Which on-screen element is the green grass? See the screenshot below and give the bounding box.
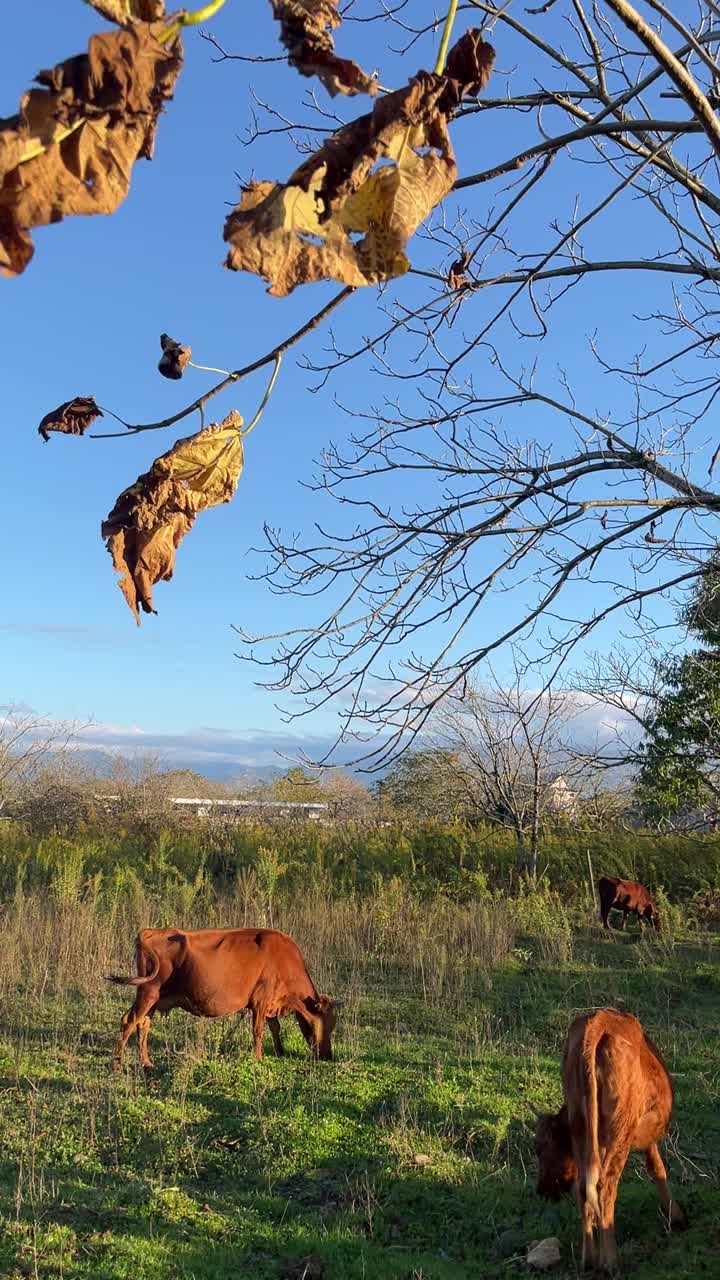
[0,904,718,1278]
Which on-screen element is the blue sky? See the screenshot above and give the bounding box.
[0,2,693,772]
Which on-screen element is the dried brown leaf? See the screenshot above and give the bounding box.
[447,251,471,290]
[84,0,166,22]
[159,332,192,379]
[38,396,102,442]
[102,411,244,623]
[270,0,376,97]
[0,22,182,276]
[224,32,495,296]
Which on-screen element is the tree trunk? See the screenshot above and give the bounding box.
[529,766,540,882]
[528,828,538,881]
[516,826,528,873]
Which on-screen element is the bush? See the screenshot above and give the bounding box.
[0,816,718,908]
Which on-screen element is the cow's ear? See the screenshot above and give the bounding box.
[304,995,327,1015]
[315,994,333,1012]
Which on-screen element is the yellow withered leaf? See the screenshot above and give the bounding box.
[224,31,495,296]
[84,0,166,21]
[0,21,181,276]
[102,412,244,623]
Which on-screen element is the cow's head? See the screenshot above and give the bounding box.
[300,994,344,1061]
[533,1105,577,1199]
[648,904,661,932]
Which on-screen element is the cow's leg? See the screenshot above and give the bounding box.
[597,1147,629,1273]
[137,1008,156,1069]
[267,1016,284,1057]
[575,1181,596,1271]
[112,987,158,1073]
[644,1144,686,1229]
[251,1007,266,1061]
[620,909,627,931]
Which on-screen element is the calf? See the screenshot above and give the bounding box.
[534,1009,685,1273]
[598,877,660,933]
[107,926,343,1070]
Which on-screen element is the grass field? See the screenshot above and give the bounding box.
[0,885,718,1278]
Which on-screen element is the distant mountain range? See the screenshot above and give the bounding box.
[49,747,287,785]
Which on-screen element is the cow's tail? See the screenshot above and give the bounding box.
[583,1019,603,1218]
[105,936,160,987]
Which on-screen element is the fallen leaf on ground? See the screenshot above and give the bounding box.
[102,411,244,623]
[0,21,182,276]
[158,333,191,379]
[414,1152,432,1166]
[527,1237,561,1270]
[38,396,102,442]
[270,0,376,97]
[224,29,494,296]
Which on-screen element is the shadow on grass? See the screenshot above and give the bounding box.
[5,1142,705,1280]
[2,1144,540,1279]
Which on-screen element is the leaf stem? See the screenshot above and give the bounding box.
[241,354,282,436]
[159,0,228,44]
[434,0,459,75]
[188,361,233,376]
[90,286,354,439]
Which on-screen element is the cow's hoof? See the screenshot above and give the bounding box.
[598,1258,621,1275]
[670,1201,688,1230]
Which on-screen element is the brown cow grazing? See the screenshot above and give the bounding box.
[534,1009,686,1273]
[106,927,343,1071]
[598,877,660,933]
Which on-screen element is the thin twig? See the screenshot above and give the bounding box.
[603,0,720,159]
[455,118,702,189]
[90,287,354,439]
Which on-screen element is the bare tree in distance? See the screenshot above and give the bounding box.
[431,661,591,876]
[0,706,83,817]
[229,0,720,768]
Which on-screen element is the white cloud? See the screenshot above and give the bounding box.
[67,720,355,776]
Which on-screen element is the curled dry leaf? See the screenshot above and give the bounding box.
[158,332,192,379]
[270,0,376,98]
[38,396,102,442]
[447,251,472,291]
[224,30,495,296]
[0,21,182,276]
[102,412,244,623]
[84,0,166,22]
